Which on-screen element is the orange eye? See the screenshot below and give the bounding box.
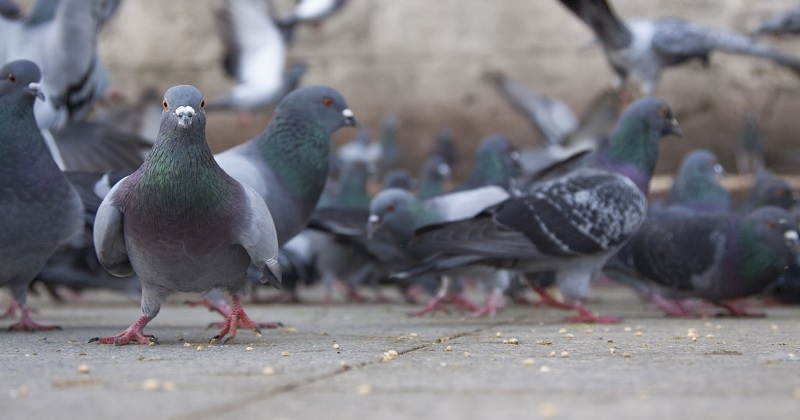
[7,73,15,82]
[162,99,168,110]
[658,106,668,118]
[322,97,333,107]
[768,220,777,230]
[386,203,395,213]
[200,99,205,110]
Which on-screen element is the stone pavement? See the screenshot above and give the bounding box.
[1,285,799,420]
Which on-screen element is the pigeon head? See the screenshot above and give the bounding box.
[278,85,358,130]
[160,85,206,134]
[668,149,731,212]
[598,97,680,193]
[460,135,519,190]
[0,60,44,102]
[368,188,417,240]
[742,206,800,270]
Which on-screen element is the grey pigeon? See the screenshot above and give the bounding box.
[336,127,381,170]
[605,206,799,317]
[0,60,84,331]
[210,0,307,119]
[377,115,401,174]
[367,187,513,316]
[90,85,281,345]
[280,0,348,27]
[754,3,800,37]
[400,98,681,323]
[455,134,520,192]
[558,0,800,95]
[381,168,417,191]
[431,126,459,168]
[736,113,767,175]
[215,85,357,246]
[416,154,451,199]
[666,149,732,213]
[739,169,798,214]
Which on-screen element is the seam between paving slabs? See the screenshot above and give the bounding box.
[173,314,534,419]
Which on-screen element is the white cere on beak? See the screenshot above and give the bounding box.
[713,163,724,176]
[784,230,799,243]
[342,108,354,118]
[368,214,380,224]
[28,82,45,100]
[175,105,195,128]
[437,163,451,176]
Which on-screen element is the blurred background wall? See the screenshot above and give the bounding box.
[89,0,800,181]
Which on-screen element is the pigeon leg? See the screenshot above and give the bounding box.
[0,300,20,319]
[409,295,451,317]
[651,294,698,318]
[445,293,480,312]
[716,301,766,317]
[532,285,574,310]
[8,305,60,332]
[211,295,263,344]
[89,315,156,345]
[184,296,229,317]
[467,289,504,318]
[564,303,620,324]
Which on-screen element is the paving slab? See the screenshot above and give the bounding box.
[1,286,799,420]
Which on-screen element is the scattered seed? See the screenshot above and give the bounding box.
[624,327,632,332]
[538,402,558,418]
[771,325,779,331]
[704,322,714,328]
[281,351,290,357]
[262,367,275,376]
[523,358,536,366]
[196,346,203,352]
[438,337,451,343]
[635,331,643,337]
[183,342,192,347]
[147,341,157,347]
[409,333,418,338]
[332,343,340,350]
[565,333,574,339]
[340,360,350,369]
[705,334,714,339]
[77,364,90,375]
[691,336,697,342]
[793,387,800,400]
[716,324,723,330]
[281,327,297,334]
[549,351,557,357]
[584,329,593,334]
[536,339,553,345]
[161,381,176,392]
[507,338,519,345]
[623,352,632,358]
[463,352,470,357]
[356,384,372,396]
[142,379,160,391]
[539,365,551,372]
[607,339,614,343]
[560,351,570,358]
[445,346,453,352]
[558,328,567,334]
[496,332,502,337]
[245,347,254,352]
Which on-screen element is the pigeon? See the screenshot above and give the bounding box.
[381,168,417,191]
[367,187,513,316]
[604,206,799,316]
[210,0,307,119]
[665,149,732,213]
[417,154,451,199]
[557,0,800,95]
[430,126,459,168]
[739,169,798,214]
[90,85,282,345]
[280,0,348,27]
[377,115,401,174]
[736,113,767,175]
[754,3,800,37]
[336,127,382,170]
[455,134,520,192]
[399,98,681,323]
[0,60,84,331]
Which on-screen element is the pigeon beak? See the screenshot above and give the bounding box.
[713,163,726,177]
[366,214,381,240]
[667,118,682,137]
[784,229,800,253]
[27,82,45,101]
[175,105,195,129]
[342,108,359,127]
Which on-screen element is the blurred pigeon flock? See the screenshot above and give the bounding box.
[2,0,800,345]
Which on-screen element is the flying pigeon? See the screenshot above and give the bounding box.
[754,3,800,37]
[399,98,682,323]
[557,0,800,95]
[90,85,282,345]
[0,60,84,331]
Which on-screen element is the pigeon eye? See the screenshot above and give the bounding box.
[7,73,15,82]
[162,99,168,110]
[200,99,205,110]
[657,106,668,118]
[322,97,333,107]
[767,220,777,230]
[386,203,395,213]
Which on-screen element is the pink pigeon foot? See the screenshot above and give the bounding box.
[211,295,264,344]
[0,300,20,319]
[446,293,480,312]
[716,301,765,318]
[8,306,60,332]
[409,295,452,317]
[466,290,504,318]
[651,294,699,318]
[564,304,619,324]
[89,315,155,345]
[187,296,282,329]
[532,286,574,310]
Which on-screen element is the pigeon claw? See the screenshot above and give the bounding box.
[7,307,60,331]
[565,304,620,324]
